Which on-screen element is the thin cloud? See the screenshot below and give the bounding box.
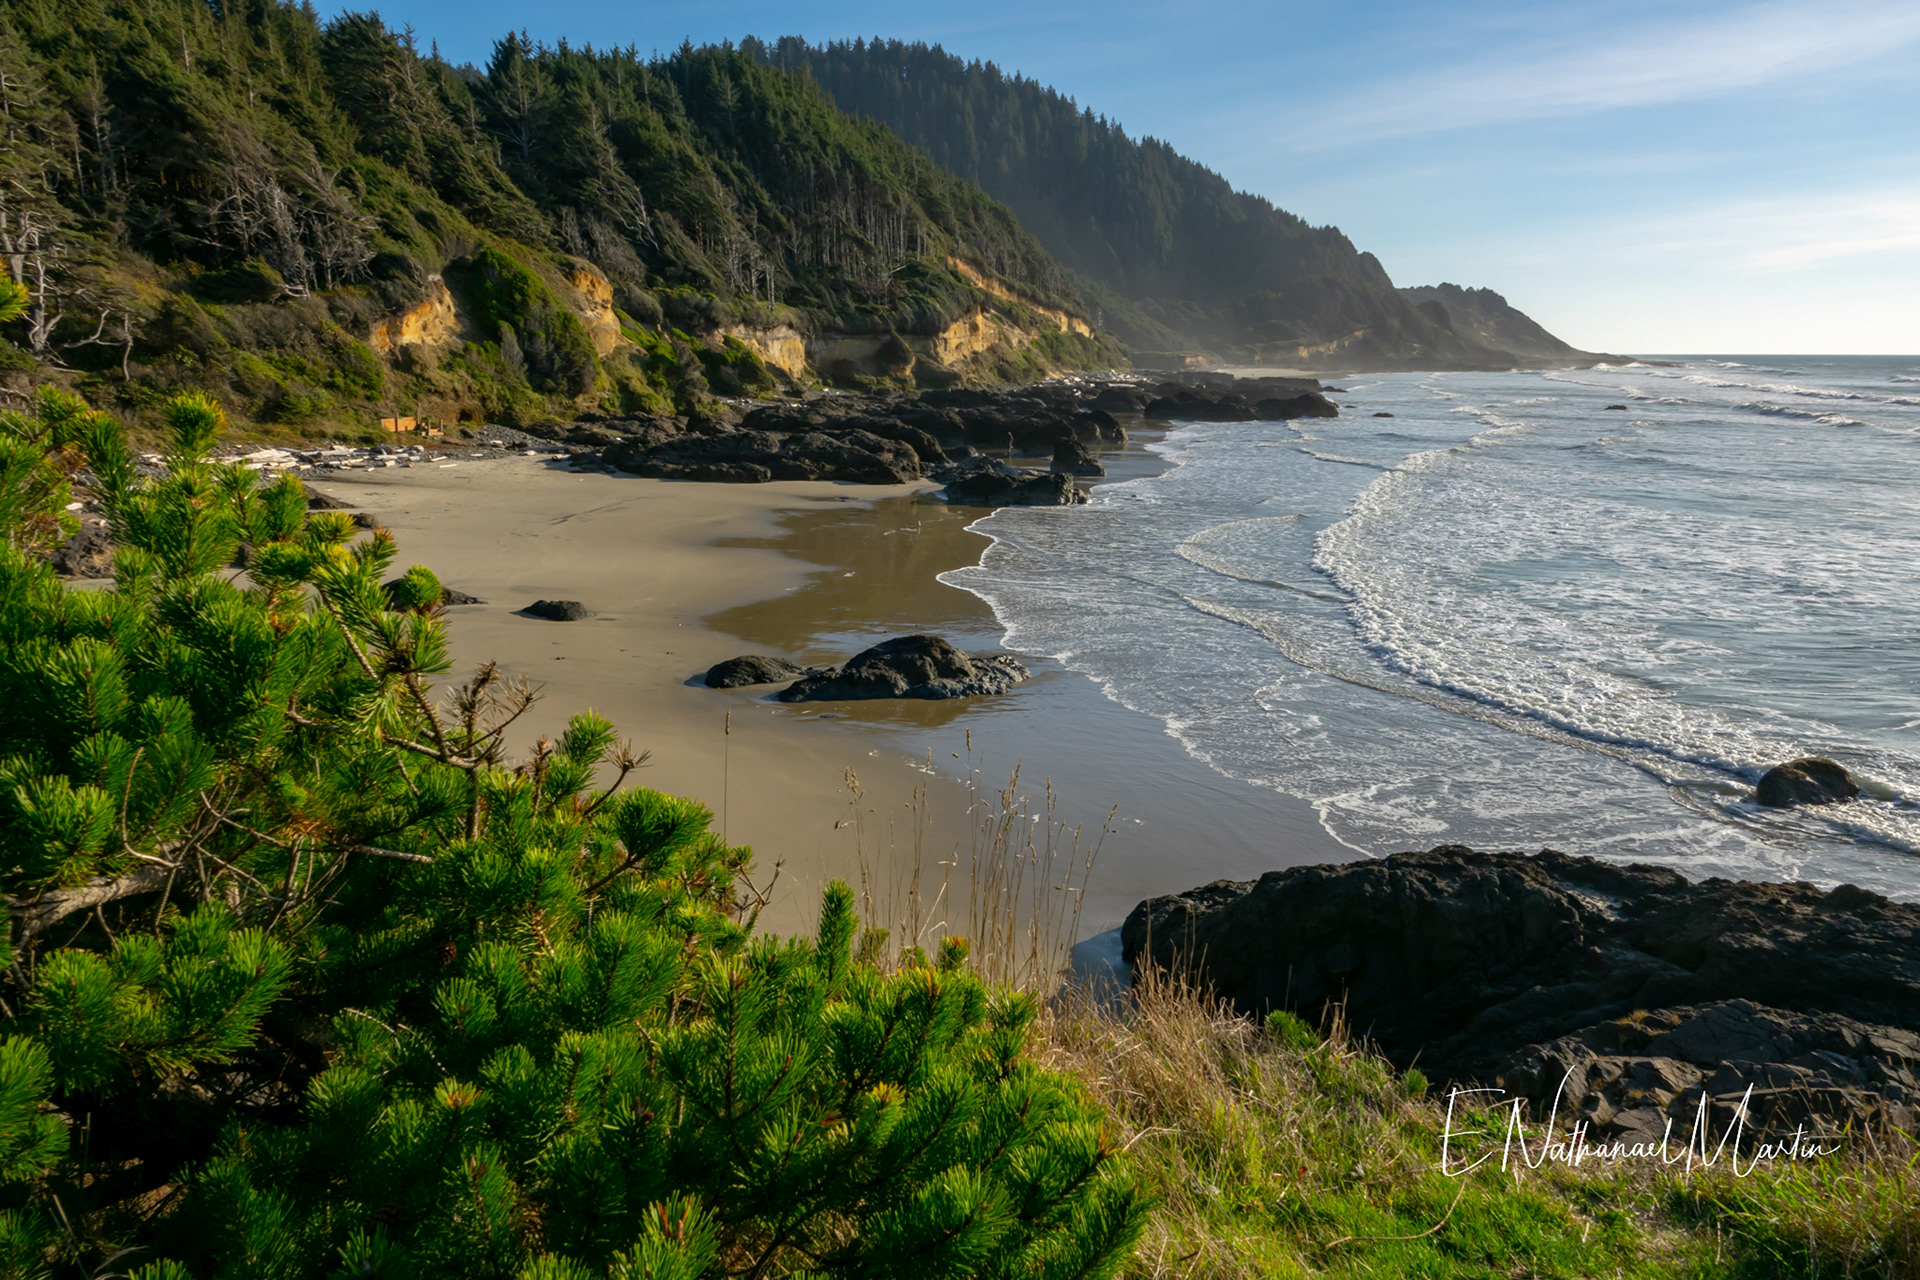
[1299,0,1920,144]
[1659,187,1920,271]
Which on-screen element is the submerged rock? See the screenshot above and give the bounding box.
[1755,757,1859,807]
[522,600,591,621]
[704,655,809,688]
[778,635,1028,702]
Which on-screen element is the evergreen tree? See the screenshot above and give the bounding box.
[0,388,1149,1277]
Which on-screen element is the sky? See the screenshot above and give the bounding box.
[328,0,1920,354]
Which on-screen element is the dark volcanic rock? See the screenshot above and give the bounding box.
[1073,409,1127,442]
[941,462,1088,507]
[1495,999,1918,1141]
[46,523,114,577]
[1122,845,1920,1086]
[521,600,591,621]
[607,428,923,484]
[1051,435,1105,477]
[1253,392,1340,420]
[305,490,350,510]
[1605,404,1629,411]
[704,655,808,689]
[1092,386,1147,413]
[1372,412,1396,418]
[777,635,1028,702]
[1755,757,1859,807]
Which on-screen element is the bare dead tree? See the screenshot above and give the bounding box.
[0,198,62,355]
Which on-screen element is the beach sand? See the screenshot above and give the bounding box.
[314,443,1348,942]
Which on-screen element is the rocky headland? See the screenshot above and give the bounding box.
[1123,846,1920,1139]
[563,373,1339,499]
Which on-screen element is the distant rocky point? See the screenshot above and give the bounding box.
[575,372,1338,491]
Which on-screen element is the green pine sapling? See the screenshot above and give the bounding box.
[0,388,1148,1278]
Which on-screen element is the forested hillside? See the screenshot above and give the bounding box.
[0,2,1118,437]
[768,37,1600,369]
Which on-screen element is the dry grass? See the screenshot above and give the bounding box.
[832,753,1920,1278]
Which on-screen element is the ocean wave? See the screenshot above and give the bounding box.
[1739,401,1867,426]
[1682,373,1919,406]
[1297,448,1390,469]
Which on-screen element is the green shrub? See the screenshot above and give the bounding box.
[458,248,601,397]
[0,388,1150,1278]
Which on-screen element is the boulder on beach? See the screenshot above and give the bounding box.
[1755,757,1859,807]
[704,655,808,688]
[778,635,1028,702]
[940,460,1088,507]
[440,586,484,605]
[521,600,591,622]
[1051,435,1105,477]
[305,490,350,510]
[45,523,114,578]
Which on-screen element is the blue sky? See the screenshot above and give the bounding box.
[338,0,1920,354]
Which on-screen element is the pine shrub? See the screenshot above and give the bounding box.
[0,389,1148,1278]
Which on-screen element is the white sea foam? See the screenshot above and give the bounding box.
[940,357,1920,897]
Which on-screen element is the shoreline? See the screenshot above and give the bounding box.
[322,439,1349,940]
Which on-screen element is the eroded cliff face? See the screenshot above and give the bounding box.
[562,261,622,356]
[368,275,458,354]
[723,325,808,378]
[948,258,1092,336]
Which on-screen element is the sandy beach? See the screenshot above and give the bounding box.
[315,441,1348,941]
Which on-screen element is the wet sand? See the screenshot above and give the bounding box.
[314,440,1347,941]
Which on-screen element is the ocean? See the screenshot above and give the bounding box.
[942,356,1920,899]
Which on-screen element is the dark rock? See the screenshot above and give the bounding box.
[1051,435,1105,477]
[46,523,114,577]
[1605,404,1629,411]
[608,428,923,485]
[350,512,379,530]
[1372,412,1396,418]
[521,600,591,622]
[777,635,1028,702]
[1122,846,1920,1087]
[565,423,624,447]
[704,655,808,688]
[1254,393,1340,420]
[1073,409,1127,443]
[941,460,1088,507]
[1495,1000,1918,1141]
[1091,386,1147,413]
[1145,393,1256,423]
[305,490,350,510]
[1755,758,1859,807]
